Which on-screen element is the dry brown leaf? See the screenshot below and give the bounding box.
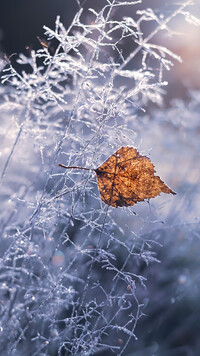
[58,146,176,208]
[95,146,176,207]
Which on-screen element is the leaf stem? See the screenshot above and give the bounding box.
[58,163,94,171]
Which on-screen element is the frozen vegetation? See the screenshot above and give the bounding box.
[0,1,200,355]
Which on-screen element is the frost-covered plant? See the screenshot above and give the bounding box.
[0,1,199,355]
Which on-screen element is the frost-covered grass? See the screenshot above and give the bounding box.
[0,1,200,355]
